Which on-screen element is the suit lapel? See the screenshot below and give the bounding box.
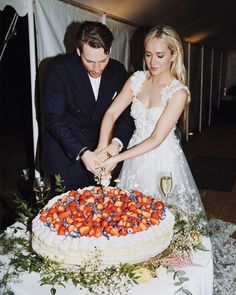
[91,65,115,122]
[70,55,96,112]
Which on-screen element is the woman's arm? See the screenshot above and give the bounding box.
[103,88,188,170]
[96,78,133,150]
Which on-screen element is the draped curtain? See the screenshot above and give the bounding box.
[35,0,137,70]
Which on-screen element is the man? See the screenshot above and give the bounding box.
[41,21,134,190]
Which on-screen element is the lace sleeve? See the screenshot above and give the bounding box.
[161,80,190,104]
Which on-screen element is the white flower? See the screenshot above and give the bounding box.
[132,267,153,284]
[156,265,167,279]
[94,167,111,187]
[101,177,111,187]
[5,222,27,238]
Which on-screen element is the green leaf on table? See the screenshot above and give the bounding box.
[174,282,183,286]
[176,270,186,277]
[179,277,189,283]
[182,288,193,295]
[195,243,209,251]
[167,265,174,273]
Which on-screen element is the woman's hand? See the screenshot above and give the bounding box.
[100,156,118,174]
[95,148,109,162]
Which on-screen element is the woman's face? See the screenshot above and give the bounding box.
[144,37,176,77]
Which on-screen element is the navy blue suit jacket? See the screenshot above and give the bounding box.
[41,53,134,189]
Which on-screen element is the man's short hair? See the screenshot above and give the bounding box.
[76,21,114,54]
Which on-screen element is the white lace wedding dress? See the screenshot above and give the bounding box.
[118,71,204,215]
[118,71,236,295]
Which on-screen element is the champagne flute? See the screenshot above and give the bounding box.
[160,171,173,203]
[33,176,51,206]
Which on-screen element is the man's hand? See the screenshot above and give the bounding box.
[81,150,101,174]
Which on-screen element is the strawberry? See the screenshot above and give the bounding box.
[101,220,109,228]
[141,211,151,218]
[94,227,103,238]
[151,218,160,225]
[138,222,148,231]
[141,218,147,224]
[132,190,142,197]
[66,217,73,224]
[114,200,122,207]
[151,212,159,219]
[57,205,66,213]
[97,197,104,204]
[157,209,163,216]
[92,214,102,222]
[86,196,95,203]
[107,192,115,197]
[82,190,92,197]
[116,207,123,215]
[132,227,140,233]
[104,197,110,204]
[112,215,121,222]
[119,227,127,236]
[72,221,83,228]
[78,225,91,236]
[40,214,48,222]
[69,190,77,197]
[54,221,63,231]
[110,227,120,236]
[88,228,96,237]
[120,214,129,222]
[58,212,70,219]
[129,204,136,212]
[113,188,120,195]
[68,224,75,233]
[58,225,66,235]
[79,204,85,211]
[97,203,104,210]
[48,208,56,215]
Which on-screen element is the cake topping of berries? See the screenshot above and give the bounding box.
[39,187,166,238]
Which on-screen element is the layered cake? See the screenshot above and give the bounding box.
[32,186,175,266]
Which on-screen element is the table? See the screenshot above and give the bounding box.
[1,223,213,295]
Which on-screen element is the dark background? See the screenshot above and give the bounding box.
[0,6,34,228]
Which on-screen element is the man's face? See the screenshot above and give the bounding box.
[77,43,110,78]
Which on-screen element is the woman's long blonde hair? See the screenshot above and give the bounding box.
[144,24,187,85]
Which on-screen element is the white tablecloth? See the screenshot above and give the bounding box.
[1,233,213,295]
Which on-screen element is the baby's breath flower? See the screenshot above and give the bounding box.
[94,167,111,187]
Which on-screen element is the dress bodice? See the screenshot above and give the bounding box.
[129,71,187,144]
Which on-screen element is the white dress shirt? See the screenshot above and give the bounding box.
[88,75,101,101]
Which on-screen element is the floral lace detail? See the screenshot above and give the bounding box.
[130,71,147,97]
[160,79,189,105]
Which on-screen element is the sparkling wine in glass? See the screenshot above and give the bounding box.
[33,176,51,204]
[160,172,173,201]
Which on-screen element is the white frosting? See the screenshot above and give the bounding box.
[32,188,175,266]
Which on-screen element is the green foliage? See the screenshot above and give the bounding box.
[54,174,65,193]
[13,195,34,226]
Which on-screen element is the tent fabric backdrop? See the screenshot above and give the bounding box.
[0,0,28,17]
[35,0,137,70]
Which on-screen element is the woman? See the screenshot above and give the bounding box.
[96,25,204,215]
